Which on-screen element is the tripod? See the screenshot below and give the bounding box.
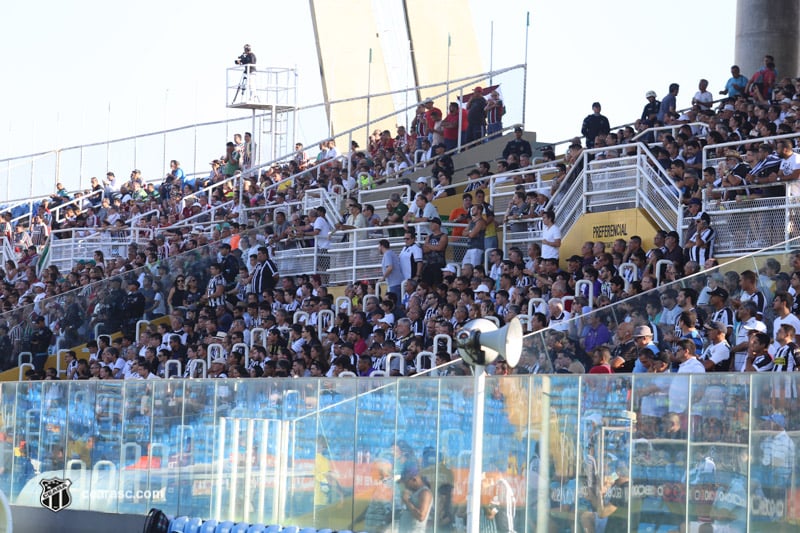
[233,69,248,103]
[232,67,258,103]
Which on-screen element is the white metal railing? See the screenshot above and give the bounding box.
[630,122,709,143]
[549,143,681,239]
[272,220,468,284]
[49,189,105,224]
[699,132,800,255]
[45,226,154,271]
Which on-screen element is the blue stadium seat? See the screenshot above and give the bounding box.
[199,520,219,533]
[230,523,250,533]
[215,521,236,533]
[280,527,298,533]
[264,526,282,533]
[246,525,266,533]
[298,528,317,533]
[169,516,189,533]
[184,517,205,533]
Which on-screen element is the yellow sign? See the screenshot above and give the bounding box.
[560,209,661,259]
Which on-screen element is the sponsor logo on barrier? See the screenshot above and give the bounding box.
[40,477,72,512]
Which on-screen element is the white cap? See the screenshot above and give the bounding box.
[441,265,457,274]
[645,90,657,98]
[475,284,490,293]
[416,177,428,184]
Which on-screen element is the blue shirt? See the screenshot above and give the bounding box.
[725,75,749,97]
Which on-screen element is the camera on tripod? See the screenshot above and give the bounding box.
[235,54,249,65]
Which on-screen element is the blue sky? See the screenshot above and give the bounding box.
[0,1,736,166]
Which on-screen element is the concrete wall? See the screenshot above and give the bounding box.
[735,0,799,81]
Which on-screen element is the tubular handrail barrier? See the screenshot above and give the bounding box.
[698,131,800,254]
[501,142,681,258]
[2,65,526,201]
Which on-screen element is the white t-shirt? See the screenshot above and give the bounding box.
[541,223,561,259]
[313,217,331,249]
[399,244,423,280]
[692,90,713,111]
[779,152,800,196]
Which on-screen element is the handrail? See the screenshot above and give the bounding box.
[700,131,800,170]
[50,189,105,223]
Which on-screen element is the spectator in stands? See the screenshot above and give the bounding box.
[502,127,532,160]
[641,90,660,122]
[463,204,487,268]
[581,102,610,149]
[746,56,777,103]
[466,86,487,143]
[379,240,404,300]
[658,83,680,122]
[449,193,472,237]
[691,79,713,111]
[422,218,448,285]
[441,102,464,151]
[540,210,561,260]
[685,212,715,265]
[720,65,749,98]
[485,90,505,139]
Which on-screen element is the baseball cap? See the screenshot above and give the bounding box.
[666,231,680,240]
[743,322,767,333]
[475,284,490,294]
[441,264,457,274]
[514,126,523,133]
[645,90,657,98]
[632,325,652,338]
[211,357,227,365]
[709,287,728,300]
[416,177,427,184]
[761,413,786,427]
[704,321,728,334]
[722,104,735,111]
[430,217,442,226]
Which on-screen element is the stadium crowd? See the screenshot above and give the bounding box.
[2,58,800,385]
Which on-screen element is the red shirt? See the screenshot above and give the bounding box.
[589,364,613,374]
[443,112,460,140]
[425,107,442,131]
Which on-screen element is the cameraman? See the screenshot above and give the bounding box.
[235,44,256,73]
[234,44,257,102]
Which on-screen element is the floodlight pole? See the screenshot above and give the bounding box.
[466,364,486,533]
[522,12,530,127]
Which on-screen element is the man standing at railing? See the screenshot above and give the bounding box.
[466,86,487,144]
[379,239,404,299]
[775,138,800,196]
[658,83,680,123]
[580,102,610,149]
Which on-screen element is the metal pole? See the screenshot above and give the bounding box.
[457,88,464,152]
[163,90,168,176]
[106,101,111,172]
[446,34,451,105]
[366,48,373,148]
[490,21,494,86]
[292,66,299,150]
[466,365,486,533]
[522,12,530,127]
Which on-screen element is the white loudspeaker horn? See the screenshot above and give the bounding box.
[456,317,523,368]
